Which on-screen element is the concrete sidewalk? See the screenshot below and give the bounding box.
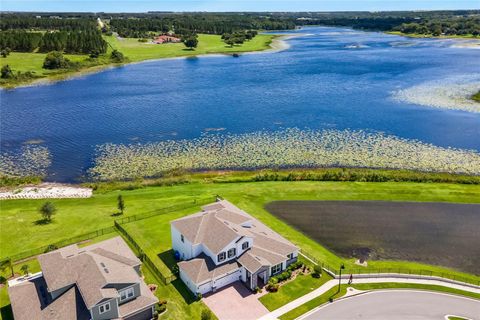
[258,277,480,320]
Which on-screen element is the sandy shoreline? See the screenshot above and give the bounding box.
[1,34,297,90]
[0,183,92,200]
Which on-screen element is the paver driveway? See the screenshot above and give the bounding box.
[203,282,269,320]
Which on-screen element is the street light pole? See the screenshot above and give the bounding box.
[337,263,345,293]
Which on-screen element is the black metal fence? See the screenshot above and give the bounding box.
[299,249,480,287]
[0,197,215,272]
[114,220,176,285]
[0,226,116,266]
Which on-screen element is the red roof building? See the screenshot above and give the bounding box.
[154,35,181,44]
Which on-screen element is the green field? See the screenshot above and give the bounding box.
[1,180,480,319]
[2,180,480,275]
[0,33,275,88]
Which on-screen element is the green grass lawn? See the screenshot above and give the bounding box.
[0,33,275,88]
[279,282,480,320]
[259,271,332,311]
[1,180,480,319]
[2,181,480,278]
[105,33,275,62]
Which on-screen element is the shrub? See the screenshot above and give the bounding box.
[154,302,167,317]
[197,292,202,300]
[1,64,13,78]
[266,283,279,292]
[287,261,303,271]
[110,49,125,63]
[44,244,58,253]
[312,265,323,278]
[201,309,213,320]
[43,51,71,69]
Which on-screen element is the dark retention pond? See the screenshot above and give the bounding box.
[266,201,480,274]
[1,27,480,182]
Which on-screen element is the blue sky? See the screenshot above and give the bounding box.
[1,0,479,12]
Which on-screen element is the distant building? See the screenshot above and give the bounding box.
[154,35,182,44]
[8,237,158,320]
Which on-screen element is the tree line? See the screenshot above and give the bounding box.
[393,17,480,36]
[0,30,107,54]
[105,14,295,37]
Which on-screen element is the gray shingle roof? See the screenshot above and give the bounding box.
[38,237,142,308]
[172,200,298,280]
[8,276,90,320]
[178,253,240,284]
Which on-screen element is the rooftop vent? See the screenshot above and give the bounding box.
[104,268,109,274]
[100,262,106,268]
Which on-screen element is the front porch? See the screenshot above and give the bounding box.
[245,266,269,290]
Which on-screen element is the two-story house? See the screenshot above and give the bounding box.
[8,237,158,320]
[171,200,298,295]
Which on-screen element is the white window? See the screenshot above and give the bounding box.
[242,242,249,250]
[271,263,282,275]
[218,252,226,262]
[99,302,111,314]
[287,253,294,260]
[181,234,184,243]
[227,248,236,258]
[120,287,135,301]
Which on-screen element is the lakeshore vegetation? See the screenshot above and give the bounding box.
[89,128,480,180]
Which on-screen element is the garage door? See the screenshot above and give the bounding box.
[198,281,213,294]
[213,270,240,290]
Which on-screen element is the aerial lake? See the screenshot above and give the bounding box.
[1,27,480,182]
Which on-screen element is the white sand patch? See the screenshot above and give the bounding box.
[0,183,92,200]
[392,80,480,113]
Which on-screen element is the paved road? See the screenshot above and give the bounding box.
[300,290,480,320]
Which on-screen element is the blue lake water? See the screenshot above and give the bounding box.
[1,27,480,182]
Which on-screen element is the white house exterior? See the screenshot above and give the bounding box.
[171,200,298,294]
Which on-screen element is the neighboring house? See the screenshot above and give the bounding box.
[153,35,181,44]
[171,200,298,295]
[8,237,158,320]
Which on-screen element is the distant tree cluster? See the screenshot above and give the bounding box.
[108,13,295,37]
[393,17,480,36]
[0,14,97,31]
[292,10,480,36]
[221,30,257,46]
[0,30,107,54]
